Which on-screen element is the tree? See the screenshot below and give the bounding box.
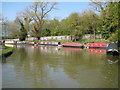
[62,13,83,41]
[15,12,31,41]
[26,1,57,40]
[6,21,19,38]
[90,0,119,41]
[1,16,8,38]
[82,10,102,39]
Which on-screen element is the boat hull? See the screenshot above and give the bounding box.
[62,43,84,48]
[88,43,107,49]
[62,45,84,48]
[89,47,106,49]
[38,44,58,46]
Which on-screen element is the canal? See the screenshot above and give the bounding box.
[1,45,119,88]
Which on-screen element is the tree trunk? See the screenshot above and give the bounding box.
[94,29,96,39]
[37,37,41,40]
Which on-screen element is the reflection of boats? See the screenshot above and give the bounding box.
[5,44,14,47]
[88,43,107,49]
[62,43,84,48]
[38,41,60,46]
[63,47,83,52]
[89,49,106,54]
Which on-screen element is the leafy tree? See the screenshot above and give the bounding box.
[82,10,102,39]
[15,13,31,41]
[101,2,119,39]
[90,1,119,41]
[6,21,19,38]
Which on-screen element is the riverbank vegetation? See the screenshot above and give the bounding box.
[1,1,120,46]
[0,45,13,57]
[26,38,109,44]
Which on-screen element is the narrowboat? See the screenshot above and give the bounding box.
[17,41,35,45]
[88,43,107,49]
[26,41,35,45]
[62,43,84,48]
[17,41,26,44]
[37,41,61,46]
[5,40,15,45]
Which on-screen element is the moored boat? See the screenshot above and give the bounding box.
[106,43,119,55]
[5,40,15,45]
[88,43,107,49]
[62,43,84,48]
[37,41,61,46]
[107,49,119,55]
[26,41,35,45]
[16,41,35,45]
[17,41,26,44]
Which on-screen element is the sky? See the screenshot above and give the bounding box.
[2,2,91,21]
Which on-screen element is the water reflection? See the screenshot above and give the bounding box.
[2,45,118,88]
[5,44,14,47]
[88,49,106,54]
[107,55,119,64]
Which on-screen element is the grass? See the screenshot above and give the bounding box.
[0,45,13,56]
[78,38,109,43]
[26,38,109,44]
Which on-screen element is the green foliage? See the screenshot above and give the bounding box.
[5,1,119,45]
[108,28,120,43]
[40,28,51,37]
[101,2,119,40]
[18,21,27,41]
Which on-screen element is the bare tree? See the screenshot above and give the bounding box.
[25,1,57,40]
[1,15,8,38]
[90,0,107,13]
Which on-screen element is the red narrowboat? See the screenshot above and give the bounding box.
[62,43,84,48]
[88,43,107,49]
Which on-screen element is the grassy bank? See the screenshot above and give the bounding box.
[26,38,109,44]
[0,45,13,56]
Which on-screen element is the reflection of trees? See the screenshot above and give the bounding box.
[62,49,118,88]
[5,46,58,88]
[2,46,118,88]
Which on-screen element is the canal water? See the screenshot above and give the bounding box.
[1,45,119,88]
